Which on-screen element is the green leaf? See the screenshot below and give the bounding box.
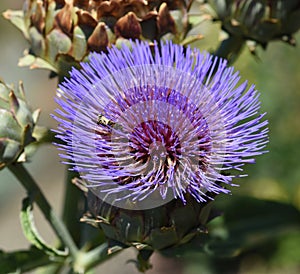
[204,196,300,257]
[0,247,52,273]
[161,196,300,258]
[20,197,69,258]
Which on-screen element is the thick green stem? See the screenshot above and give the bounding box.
[62,168,86,247]
[136,249,154,272]
[74,243,111,273]
[214,35,245,64]
[8,163,78,258]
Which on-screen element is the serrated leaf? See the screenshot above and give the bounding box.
[0,247,52,273]
[20,197,68,258]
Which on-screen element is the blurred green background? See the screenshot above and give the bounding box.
[0,1,299,274]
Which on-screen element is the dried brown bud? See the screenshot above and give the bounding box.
[73,0,89,10]
[114,12,142,39]
[55,2,73,34]
[76,10,98,38]
[157,2,176,36]
[88,22,109,52]
[97,1,121,18]
[5,0,192,76]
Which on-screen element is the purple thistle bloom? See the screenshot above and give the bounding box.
[53,40,268,210]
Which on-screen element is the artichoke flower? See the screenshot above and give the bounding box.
[4,0,193,78]
[54,40,268,269]
[0,80,41,170]
[202,0,300,58]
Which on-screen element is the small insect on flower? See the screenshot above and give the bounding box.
[97,114,115,127]
[53,40,268,210]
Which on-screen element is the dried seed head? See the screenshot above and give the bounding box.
[4,0,193,76]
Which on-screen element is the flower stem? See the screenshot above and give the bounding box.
[8,163,79,258]
[74,243,111,273]
[62,168,86,247]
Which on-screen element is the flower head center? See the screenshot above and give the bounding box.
[130,120,181,164]
[149,140,167,162]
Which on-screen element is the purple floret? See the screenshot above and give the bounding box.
[53,40,268,209]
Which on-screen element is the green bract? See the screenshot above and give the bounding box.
[204,0,300,52]
[85,190,214,252]
[0,80,40,169]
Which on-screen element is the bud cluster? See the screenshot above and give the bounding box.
[4,0,190,76]
[0,80,40,169]
[202,0,300,53]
